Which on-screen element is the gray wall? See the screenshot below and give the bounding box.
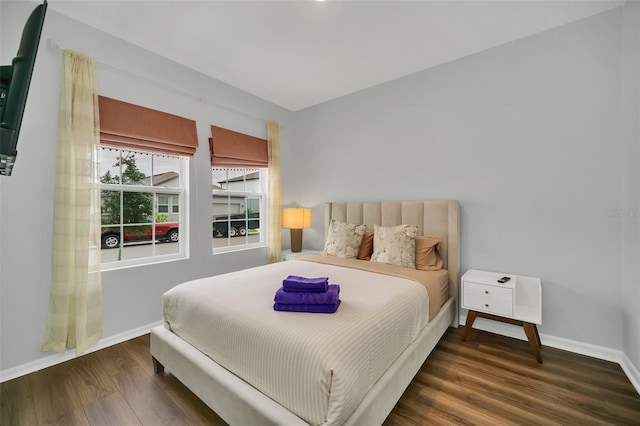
[291,6,636,361]
[621,1,640,371]
[0,2,294,371]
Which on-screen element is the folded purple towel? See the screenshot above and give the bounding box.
[282,275,329,293]
[275,284,340,305]
[273,300,341,314]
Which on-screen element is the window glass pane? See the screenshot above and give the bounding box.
[152,155,180,188]
[122,191,153,224]
[99,148,121,184]
[101,190,121,223]
[121,224,153,260]
[212,168,228,191]
[247,196,261,234]
[100,225,121,251]
[122,224,153,244]
[160,227,180,256]
[243,169,260,192]
[120,150,152,186]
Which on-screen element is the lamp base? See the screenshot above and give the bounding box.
[290,229,303,253]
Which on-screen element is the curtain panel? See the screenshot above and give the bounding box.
[209,125,268,167]
[98,96,198,156]
[267,120,282,263]
[42,50,102,355]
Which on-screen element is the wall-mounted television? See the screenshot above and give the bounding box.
[0,0,48,176]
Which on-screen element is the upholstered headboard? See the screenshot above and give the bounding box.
[325,200,460,326]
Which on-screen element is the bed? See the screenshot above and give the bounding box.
[150,200,460,425]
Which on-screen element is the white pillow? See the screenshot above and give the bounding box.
[323,220,366,258]
[370,224,418,268]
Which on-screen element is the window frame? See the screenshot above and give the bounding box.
[98,147,189,271]
[211,167,268,254]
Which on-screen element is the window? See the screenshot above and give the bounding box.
[212,167,266,252]
[157,195,179,215]
[99,146,188,268]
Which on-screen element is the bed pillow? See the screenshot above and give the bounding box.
[415,235,444,270]
[370,224,418,268]
[357,231,374,260]
[323,220,366,258]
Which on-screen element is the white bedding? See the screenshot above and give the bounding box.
[162,258,430,426]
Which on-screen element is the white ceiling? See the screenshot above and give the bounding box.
[47,0,623,111]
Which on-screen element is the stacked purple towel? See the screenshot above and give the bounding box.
[273,300,341,313]
[274,275,341,314]
[282,275,328,292]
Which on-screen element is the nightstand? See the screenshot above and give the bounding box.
[461,269,543,362]
[281,249,318,261]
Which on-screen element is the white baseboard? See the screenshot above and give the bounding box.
[459,312,640,395]
[0,320,162,383]
[621,353,640,395]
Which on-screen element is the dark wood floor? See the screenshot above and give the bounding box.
[2,327,639,425]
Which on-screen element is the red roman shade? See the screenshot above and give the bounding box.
[209,125,268,168]
[98,96,199,156]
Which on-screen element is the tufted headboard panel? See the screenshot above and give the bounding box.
[325,200,460,326]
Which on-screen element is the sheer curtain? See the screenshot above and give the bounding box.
[267,120,282,263]
[42,50,102,355]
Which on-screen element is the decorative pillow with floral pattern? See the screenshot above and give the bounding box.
[370,224,418,268]
[323,220,366,258]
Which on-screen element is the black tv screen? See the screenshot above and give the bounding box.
[0,0,47,176]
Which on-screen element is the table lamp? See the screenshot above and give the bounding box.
[283,207,311,252]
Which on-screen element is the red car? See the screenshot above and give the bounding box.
[101,218,179,249]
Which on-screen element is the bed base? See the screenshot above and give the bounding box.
[150,297,455,426]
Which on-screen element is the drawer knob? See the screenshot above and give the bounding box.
[485,303,489,308]
[485,290,489,294]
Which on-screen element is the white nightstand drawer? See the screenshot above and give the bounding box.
[463,294,514,316]
[464,282,513,301]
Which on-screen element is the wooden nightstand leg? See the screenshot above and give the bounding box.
[461,310,477,342]
[533,323,541,347]
[523,322,542,363]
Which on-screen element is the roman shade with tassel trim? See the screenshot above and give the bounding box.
[98,96,198,156]
[209,125,268,167]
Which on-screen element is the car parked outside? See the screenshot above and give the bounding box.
[101,215,179,249]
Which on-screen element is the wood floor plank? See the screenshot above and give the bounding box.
[415,381,520,426]
[0,374,38,426]
[440,349,640,423]
[439,337,636,398]
[83,392,141,426]
[3,328,639,425]
[425,355,608,425]
[111,360,192,425]
[43,407,91,426]
[28,361,90,425]
[92,338,141,376]
[439,336,640,411]
[119,334,154,374]
[153,372,227,425]
[413,365,560,426]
